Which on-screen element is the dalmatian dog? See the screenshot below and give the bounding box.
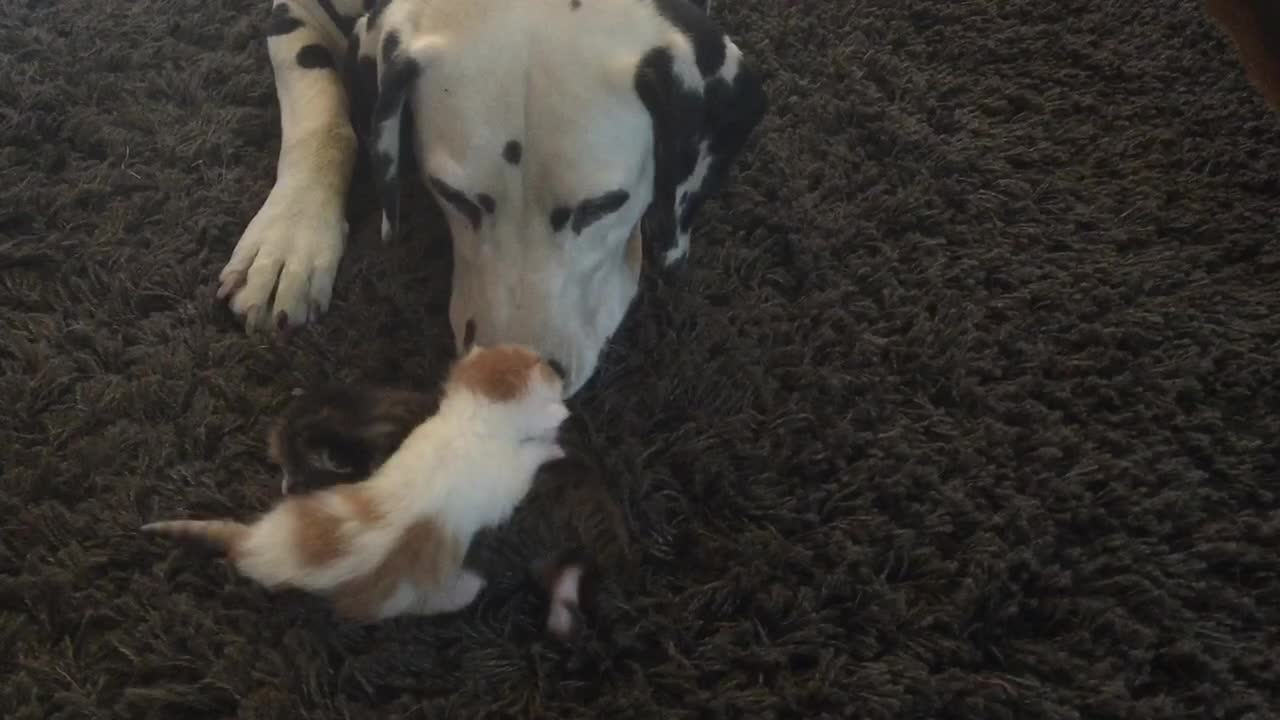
[216,0,767,396]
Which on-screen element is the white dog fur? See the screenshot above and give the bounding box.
[214,0,766,396]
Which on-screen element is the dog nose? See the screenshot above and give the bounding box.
[546,358,567,381]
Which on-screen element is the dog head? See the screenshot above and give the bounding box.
[347,1,766,397]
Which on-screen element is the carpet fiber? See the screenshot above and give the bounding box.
[2,0,1279,718]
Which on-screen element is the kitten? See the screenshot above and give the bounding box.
[140,343,569,622]
[267,382,629,641]
[266,383,435,495]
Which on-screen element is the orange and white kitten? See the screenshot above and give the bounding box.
[140,343,569,622]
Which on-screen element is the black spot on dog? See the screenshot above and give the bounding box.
[550,207,572,233]
[366,0,390,27]
[430,176,483,231]
[296,44,335,70]
[266,3,303,37]
[570,0,581,8]
[571,190,629,234]
[503,140,522,165]
[314,0,356,36]
[477,193,496,215]
[652,0,726,78]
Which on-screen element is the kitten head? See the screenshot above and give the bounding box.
[442,343,569,439]
[268,384,436,495]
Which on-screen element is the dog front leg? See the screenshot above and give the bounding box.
[217,0,367,333]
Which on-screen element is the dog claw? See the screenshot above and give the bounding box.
[216,271,245,301]
[244,304,272,334]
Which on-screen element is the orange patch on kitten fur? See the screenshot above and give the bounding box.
[449,344,559,402]
[331,518,464,620]
[292,495,349,568]
[290,487,384,568]
[142,494,460,621]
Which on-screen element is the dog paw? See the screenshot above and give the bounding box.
[217,182,348,333]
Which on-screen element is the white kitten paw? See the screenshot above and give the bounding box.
[454,569,486,602]
[520,440,565,470]
[433,570,486,614]
[217,182,347,333]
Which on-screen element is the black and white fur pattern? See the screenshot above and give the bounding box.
[216,0,766,396]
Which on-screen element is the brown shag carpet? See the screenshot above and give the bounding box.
[3,0,1279,718]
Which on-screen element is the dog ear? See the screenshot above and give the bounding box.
[344,16,380,146]
[350,7,442,244]
[635,29,766,267]
[635,48,704,265]
[369,31,423,243]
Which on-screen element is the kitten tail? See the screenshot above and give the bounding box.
[140,519,249,552]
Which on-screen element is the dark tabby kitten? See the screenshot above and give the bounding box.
[267,384,437,495]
